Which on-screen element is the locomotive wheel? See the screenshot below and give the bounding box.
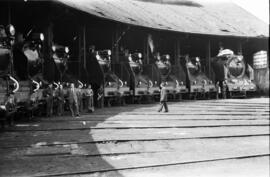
[194,93,197,100]
[178,93,182,101]
[229,91,233,98]
[243,91,247,98]
[189,93,193,100]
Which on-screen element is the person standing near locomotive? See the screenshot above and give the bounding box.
[44,83,54,117]
[97,85,104,108]
[158,82,169,113]
[67,83,80,118]
[56,83,65,116]
[4,93,17,126]
[76,83,84,113]
[85,84,94,112]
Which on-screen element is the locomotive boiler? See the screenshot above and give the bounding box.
[184,55,216,99]
[155,54,187,100]
[211,49,256,97]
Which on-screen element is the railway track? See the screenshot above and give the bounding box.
[33,154,270,177]
[0,98,269,177]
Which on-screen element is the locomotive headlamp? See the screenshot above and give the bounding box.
[237,55,243,61]
[40,33,44,41]
[138,53,142,58]
[8,25,15,36]
[52,45,56,52]
[166,55,170,60]
[139,81,142,85]
[65,47,69,53]
[108,82,111,86]
[107,50,112,56]
[96,54,100,60]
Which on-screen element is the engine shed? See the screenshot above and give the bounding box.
[0,0,268,94]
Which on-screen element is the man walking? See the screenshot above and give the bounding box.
[158,82,168,113]
[67,83,80,117]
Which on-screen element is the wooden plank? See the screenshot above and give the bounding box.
[38,114,269,122]
[5,119,269,131]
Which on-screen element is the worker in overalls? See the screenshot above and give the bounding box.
[56,83,65,116]
[85,84,94,112]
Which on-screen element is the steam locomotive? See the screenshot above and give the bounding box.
[0,24,18,106]
[183,55,216,99]
[12,30,45,104]
[124,52,159,102]
[155,53,187,100]
[91,49,130,106]
[211,49,256,97]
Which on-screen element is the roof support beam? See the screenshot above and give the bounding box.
[175,38,181,66]
[206,40,212,79]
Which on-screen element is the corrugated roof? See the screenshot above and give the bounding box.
[56,0,269,38]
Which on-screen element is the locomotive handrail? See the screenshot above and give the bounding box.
[78,80,83,88]
[53,82,59,90]
[119,79,123,88]
[149,80,153,88]
[175,79,179,87]
[32,79,40,92]
[9,75,19,93]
